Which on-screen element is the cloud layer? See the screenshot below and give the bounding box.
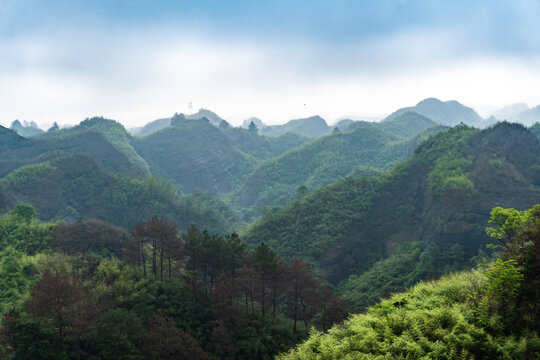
[1,1,540,127]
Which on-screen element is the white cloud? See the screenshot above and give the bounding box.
[1,26,540,129]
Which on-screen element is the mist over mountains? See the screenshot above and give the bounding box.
[1,95,540,359]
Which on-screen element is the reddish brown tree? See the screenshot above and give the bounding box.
[285,258,319,333]
[133,216,178,281]
[142,313,207,360]
[25,269,96,348]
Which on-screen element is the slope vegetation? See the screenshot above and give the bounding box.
[232,124,442,216]
[0,153,238,232]
[384,98,483,126]
[243,123,540,283]
[280,204,540,359]
[132,118,307,194]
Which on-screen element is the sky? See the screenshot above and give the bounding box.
[1,0,540,128]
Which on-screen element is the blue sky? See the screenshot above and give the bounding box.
[1,0,540,127]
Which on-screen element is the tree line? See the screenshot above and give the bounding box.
[0,211,348,359]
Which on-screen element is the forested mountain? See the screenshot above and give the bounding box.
[0,153,238,232]
[260,115,331,138]
[281,204,540,359]
[531,122,540,138]
[130,108,226,137]
[0,208,347,359]
[491,102,530,121]
[129,117,171,137]
[0,126,144,179]
[231,123,443,218]
[242,117,266,129]
[9,120,45,137]
[132,116,307,194]
[41,117,151,175]
[517,105,540,126]
[243,123,540,287]
[384,98,483,127]
[345,111,440,139]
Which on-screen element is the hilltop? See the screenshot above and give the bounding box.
[384,98,483,127]
[260,115,331,138]
[243,122,540,285]
[231,122,442,218]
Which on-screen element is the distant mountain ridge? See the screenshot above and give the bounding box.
[130,108,225,137]
[383,98,483,127]
[260,115,331,138]
[10,120,45,137]
[231,121,443,217]
[243,122,540,283]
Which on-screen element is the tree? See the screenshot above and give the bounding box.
[95,308,144,360]
[285,258,319,333]
[48,122,59,132]
[25,269,96,349]
[252,243,278,317]
[11,204,37,221]
[133,217,178,281]
[54,218,126,256]
[142,313,207,360]
[248,121,258,134]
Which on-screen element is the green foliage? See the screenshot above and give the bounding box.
[11,204,37,221]
[428,155,475,194]
[94,308,144,360]
[0,248,39,317]
[233,125,428,218]
[1,162,57,191]
[0,213,55,254]
[243,122,540,283]
[485,259,523,299]
[339,242,467,312]
[279,270,539,360]
[281,202,540,359]
[486,206,527,242]
[0,154,239,232]
[44,116,151,175]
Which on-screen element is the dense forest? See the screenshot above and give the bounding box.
[1,104,539,358]
[280,203,540,359]
[0,206,348,359]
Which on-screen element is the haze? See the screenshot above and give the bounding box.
[1,0,540,128]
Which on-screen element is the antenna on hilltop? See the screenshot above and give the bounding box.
[188,101,193,115]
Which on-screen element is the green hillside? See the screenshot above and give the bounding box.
[346,112,439,139]
[42,117,151,175]
[0,153,238,232]
[384,98,483,127]
[531,122,540,139]
[231,125,442,218]
[132,117,308,194]
[0,129,144,179]
[243,123,540,284]
[261,115,331,138]
[377,111,439,138]
[0,126,28,153]
[132,118,259,193]
[280,204,540,359]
